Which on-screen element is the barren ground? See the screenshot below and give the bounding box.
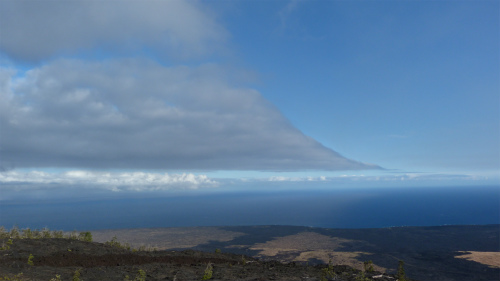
[90,224,500,281]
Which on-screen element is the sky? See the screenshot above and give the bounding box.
[0,0,499,199]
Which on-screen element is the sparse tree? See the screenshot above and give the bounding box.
[364,260,374,272]
[397,260,408,281]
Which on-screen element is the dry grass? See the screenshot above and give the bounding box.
[455,251,500,268]
[250,232,356,253]
[249,232,385,271]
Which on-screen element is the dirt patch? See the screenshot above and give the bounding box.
[293,250,386,272]
[248,232,382,271]
[455,251,500,268]
[250,232,358,253]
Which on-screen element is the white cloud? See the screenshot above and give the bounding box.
[0,59,376,171]
[268,176,327,182]
[263,173,485,183]
[0,0,227,62]
[278,0,303,30]
[0,170,217,191]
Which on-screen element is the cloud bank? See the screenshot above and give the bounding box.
[0,170,216,192]
[0,0,378,173]
[0,0,226,62]
[1,60,376,171]
[264,173,485,183]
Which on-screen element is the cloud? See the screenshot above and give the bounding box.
[0,0,227,62]
[0,170,216,192]
[0,59,377,171]
[261,173,488,184]
[278,0,303,30]
[268,176,327,182]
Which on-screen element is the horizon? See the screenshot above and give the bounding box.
[1,0,499,229]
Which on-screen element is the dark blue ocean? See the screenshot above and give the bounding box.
[1,185,499,231]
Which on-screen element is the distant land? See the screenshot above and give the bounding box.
[91,224,500,281]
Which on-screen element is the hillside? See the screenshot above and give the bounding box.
[0,235,399,281]
[0,224,498,280]
[90,225,500,281]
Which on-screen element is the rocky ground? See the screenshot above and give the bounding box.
[0,238,405,281]
[91,225,500,281]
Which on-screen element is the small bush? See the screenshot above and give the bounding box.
[67,231,78,240]
[27,254,34,266]
[21,228,33,239]
[41,228,52,238]
[9,226,21,239]
[363,260,374,272]
[32,229,42,239]
[72,269,81,281]
[202,262,213,280]
[0,239,11,251]
[0,226,8,239]
[355,271,369,281]
[52,230,64,238]
[49,275,61,281]
[397,260,408,281]
[106,236,122,248]
[135,269,146,281]
[78,231,93,242]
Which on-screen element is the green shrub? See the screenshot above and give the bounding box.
[9,226,20,239]
[32,229,42,239]
[363,260,374,272]
[21,228,33,239]
[0,226,8,239]
[106,236,122,248]
[0,239,12,251]
[202,263,213,280]
[355,271,369,281]
[27,254,34,266]
[397,260,408,281]
[320,259,335,280]
[78,232,93,242]
[215,248,221,254]
[49,275,61,281]
[72,269,81,281]
[41,228,52,238]
[67,231,78,240]
[135,269,146,281]
[52,230,64,238]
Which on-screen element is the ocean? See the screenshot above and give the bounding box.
[1,185,499,231]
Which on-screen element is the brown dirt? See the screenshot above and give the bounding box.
[248,232,383,272]
[455,251,500,268]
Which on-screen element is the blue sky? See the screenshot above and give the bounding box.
[0,0,499,198]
